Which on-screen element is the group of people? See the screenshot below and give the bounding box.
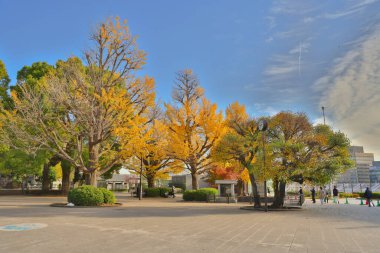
[309,186,375,207]
[308,186,341,204]
[310,186,336,205]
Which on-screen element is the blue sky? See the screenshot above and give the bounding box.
[1,0,380,158]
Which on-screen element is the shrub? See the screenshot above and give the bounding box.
[183,188,218,201]
[158,187,171,197]
[339,192,360,198]
[68,185,104,206]
[359,192,380,199]
[99,188,116,204]
[183,190,196,201]
[145,188,161,197]
[144,187,171,197]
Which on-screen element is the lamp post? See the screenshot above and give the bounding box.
[139,155,143,200]
[258,119,268,212]
[321,106,326,125]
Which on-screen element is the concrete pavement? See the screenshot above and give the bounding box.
[1,194,380,253]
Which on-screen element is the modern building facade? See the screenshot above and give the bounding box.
[370,161,380,183]
[337,146,374,184]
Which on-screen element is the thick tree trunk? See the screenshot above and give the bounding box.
[236,179,243,196]
[249,173,261,207]
[147,175,155,188]
[42,163,50,193]
[272,179,286,208]
[191,172,199,190]
[87,142,100,187]
[61,161,71,195]
[89,171,98,187]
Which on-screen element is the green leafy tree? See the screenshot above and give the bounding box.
[0,60,13,110]
[15,62,59,192]
[268,112,352,207]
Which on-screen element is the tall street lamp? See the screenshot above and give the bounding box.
[258,119,268,212]
[139,154,143,200]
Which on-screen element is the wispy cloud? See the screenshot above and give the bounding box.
[265,39,311,78]
[315,25,380,158]
[271,0,320,15]
[321,0,378,20]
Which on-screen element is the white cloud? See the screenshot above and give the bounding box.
[271,0,319,15]
[315,25,380,159]
[265,39,311,78]
[324,0,378,19]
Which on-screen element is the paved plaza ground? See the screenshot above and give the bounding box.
[1,194,380,253]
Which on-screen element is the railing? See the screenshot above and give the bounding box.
[206,194,236,204]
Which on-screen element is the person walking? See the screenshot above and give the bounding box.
[324,186,329,203]
[364,187,374,207]
[311,187,316,204]
[171,185,176,198]
[319,187,325,205]
[299,187,304,205]
[333,186,339,204]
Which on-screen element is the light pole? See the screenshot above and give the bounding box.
[139,155,143,200]
[321,106,326,125]
[258,119,269,212]
[322,106,334,199]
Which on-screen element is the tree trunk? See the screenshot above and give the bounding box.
[42,163,50,193]
[87,142,100,187]
[272,179,286,208]
[61,161,71,195]
[191,172,199,190]
[236,179,243,196]
[249,173,261,207]
[147,175,155,188]
[89,171,97,187]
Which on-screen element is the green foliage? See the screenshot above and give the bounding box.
[98,188,116,204]
[0,60,10,87]
[101,163,122,180]
[339,192,360,198]
[0,149,48,179]
[17,62,54,84]
[359,192,380,199]
[183,188,218,201]
[68,186,104,206]
[144,187,161,197]
[0,60,14,110]
[183,190,196,201]
[144,187,170,197]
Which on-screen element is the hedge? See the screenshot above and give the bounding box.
[337,192,380,199]
[359,192,380,199]
[68,185,104,206]
[144,187,171,197]
[339,192,360,198]
[183,188,218,201]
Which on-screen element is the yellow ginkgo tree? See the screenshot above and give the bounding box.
[212,102,264,206]
[165,70,226,190]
